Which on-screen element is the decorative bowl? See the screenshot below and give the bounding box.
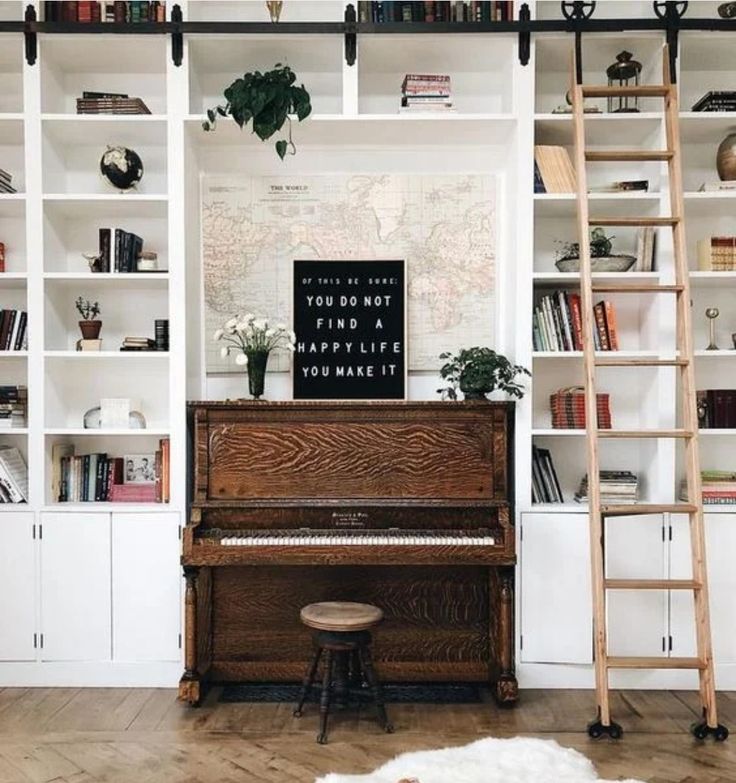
[555,254,637,273]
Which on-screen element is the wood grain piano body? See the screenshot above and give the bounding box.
[181,401,516,705]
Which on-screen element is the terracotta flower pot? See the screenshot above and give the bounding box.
[79,320,102,340]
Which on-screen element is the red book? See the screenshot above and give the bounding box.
[568,293,583,350]
[603,301,619,350]
[594,302,610,350]
[0,242,5,273]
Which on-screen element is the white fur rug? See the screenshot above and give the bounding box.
[314,737,645,783]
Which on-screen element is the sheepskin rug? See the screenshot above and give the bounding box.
[314,737,645,783]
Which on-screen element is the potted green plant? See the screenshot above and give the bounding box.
[203,63,312,159]
[554,227,636,273]
[76,297,102,340]
[438,347,530,401]
[214,313,296,399]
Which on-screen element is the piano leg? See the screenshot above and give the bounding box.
[493,567,519,706]
[179,565,208,707]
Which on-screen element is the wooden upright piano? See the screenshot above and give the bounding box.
[180,400,517,705]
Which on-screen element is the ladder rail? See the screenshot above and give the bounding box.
[570,53,610,728]
[662,48,718,730]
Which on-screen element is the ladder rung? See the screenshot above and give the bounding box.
[597,429,693,439]
[604,579,701,590]
[606,656,705,670]
[594,357,688,367]
[589,217,680,227]
[582,85,670,99]
[590,284,683,293]
[585,150,674,162]
[601,503,698,517]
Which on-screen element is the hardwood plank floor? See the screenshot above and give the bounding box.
[0,688,733,782]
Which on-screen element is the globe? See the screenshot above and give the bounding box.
[99,145,144,192]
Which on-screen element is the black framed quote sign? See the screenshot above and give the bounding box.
[293,259,406,400]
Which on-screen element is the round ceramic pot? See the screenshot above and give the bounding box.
[717,132,736,181]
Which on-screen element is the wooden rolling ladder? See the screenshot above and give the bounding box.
[570,46,728,741]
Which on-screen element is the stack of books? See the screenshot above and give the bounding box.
[575,471,639,504]
[55,439,169,503]
[44,1,167,22]
[0,310,28,351]
[681,471,736,505]
[400,74,453,113]
[533,292,619,352]
[531,445,563,504]
[98,228,145,273]
[550,386,612,429]
[120,337,156,352]
[358,2,514,23]
[77,92,151,115]
[154,318,169,351]
[534,146,576,193]
[0,446,28,503]
[0,386,27,429]
[697,390,736,429]
[697,236,736,271]
[0,168,17,195]
[692,91,736,112]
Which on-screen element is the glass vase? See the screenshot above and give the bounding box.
[246,349,269,400]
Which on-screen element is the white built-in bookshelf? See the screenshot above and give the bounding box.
[0,0,735,689]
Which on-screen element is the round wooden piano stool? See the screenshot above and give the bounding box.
[294,602,393,744]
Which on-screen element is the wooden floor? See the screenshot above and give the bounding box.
[0,688,734,782]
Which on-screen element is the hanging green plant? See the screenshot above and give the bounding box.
[203,63,312,160]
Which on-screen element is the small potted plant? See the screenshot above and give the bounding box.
[76,297,102,340]
[214,313,296,399]
[438,347,530,401]
[554,227,636,273]
[203,63,312,160]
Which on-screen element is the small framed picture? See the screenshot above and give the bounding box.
[124,454,156,484]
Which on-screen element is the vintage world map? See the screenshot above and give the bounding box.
[201,174,496,373]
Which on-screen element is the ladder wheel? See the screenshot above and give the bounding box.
[587,719,623,740]
[714,725,729,742]
[691,721,709,740]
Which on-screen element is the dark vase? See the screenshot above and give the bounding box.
[79,320,102,340]
[246,349,269,400]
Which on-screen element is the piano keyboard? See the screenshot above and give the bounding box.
[208,530,496,547]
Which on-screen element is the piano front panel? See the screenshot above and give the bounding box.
[203,411,509,502]
[209,564,499,682]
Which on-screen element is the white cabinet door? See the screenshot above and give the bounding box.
[605,514,667,658]
[0,513,36,661]
[112,512,181,662]
[670,513,736,663]
[40,513,111,661]
[520,513,592,664]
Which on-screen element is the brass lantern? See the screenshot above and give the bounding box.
[606,51,642,113]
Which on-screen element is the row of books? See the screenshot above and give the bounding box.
[681,471,736,505]
[53,438,169,503]
[633,226,656,272]
[0,446,28,503]
[0,168,17,195]
[358,2,514,23]
[98,228,145,273]
[550,386,612,429]
[0,386,27,429]
[692,91,736,113]
[43,1,166,22]
[697,390,736,429]
[534,146,576,194]
[697,237,736,271]
[533,291,619,352]
[531,445,563,504]
[575,471,639,504]
[401,73,453,113]
[0,310,28,352]
[77,91,151,115]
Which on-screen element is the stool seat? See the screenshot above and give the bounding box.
[300,601,384,632]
